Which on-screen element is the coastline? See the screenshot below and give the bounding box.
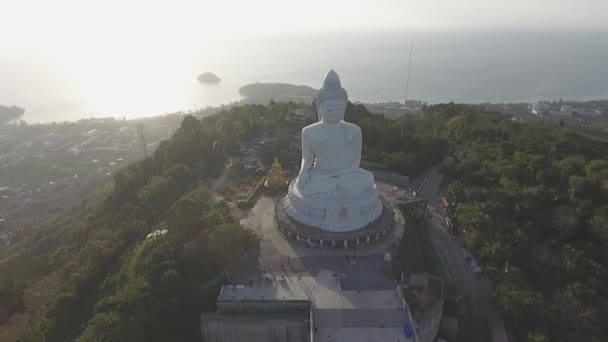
[5,97,608,126]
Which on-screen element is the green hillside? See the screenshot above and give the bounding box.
[1,102,607,342]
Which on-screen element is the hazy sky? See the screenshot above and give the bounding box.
[2,0,607,120]
[2,0,607,55]
[1,0,607,95]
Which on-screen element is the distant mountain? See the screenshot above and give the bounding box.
[0,105,25,123]
[197,72,221,84]
[239,82,317,103]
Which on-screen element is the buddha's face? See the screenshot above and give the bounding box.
[319,99,346,123]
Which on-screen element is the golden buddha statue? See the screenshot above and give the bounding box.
[264,157,287,189]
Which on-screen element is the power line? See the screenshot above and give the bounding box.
[137,122,160,222]
[137,123,149,159]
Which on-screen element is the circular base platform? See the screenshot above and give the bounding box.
[275,194,395,248]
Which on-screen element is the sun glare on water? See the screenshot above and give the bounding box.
[2,0,607,122]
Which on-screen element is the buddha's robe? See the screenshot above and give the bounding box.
[296,121,375,196]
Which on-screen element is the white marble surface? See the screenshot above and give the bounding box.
[285,70,383,231]
[283,179,383,232]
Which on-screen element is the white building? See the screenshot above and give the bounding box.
[573,108,603,116]
[531,102,549,115]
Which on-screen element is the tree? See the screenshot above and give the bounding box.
[207,223,260,267]
[162,188,210,241]
[77,312,145,342]
[446,115,470,141]
[559,155,587,179]
[586,159,608,189]
[439,104,608,340]
[496,282,544,334]
[568,175,595,200]
[160,269,184,295]
[137,164,192,215]
[382,151,415,175]
[549,283,603,340]
[590,206,608,240]
[528,330,549,342]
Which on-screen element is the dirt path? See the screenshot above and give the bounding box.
[209,160,233,195]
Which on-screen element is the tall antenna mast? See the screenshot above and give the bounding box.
[137,123,160,222]
[137,123,149,159]
[405,41,414,105]
[401,41,414,138]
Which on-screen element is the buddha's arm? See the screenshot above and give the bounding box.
[351,125,363,169]
[298,130,314,187]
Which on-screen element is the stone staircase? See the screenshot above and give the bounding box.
[313,309,409,328]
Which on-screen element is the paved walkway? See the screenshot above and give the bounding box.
[231,186,415,342]
[242,194,403,259]
[229,167,509,342]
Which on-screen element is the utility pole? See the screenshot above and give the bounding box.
[402,41,414,139]
[548,130,557,159]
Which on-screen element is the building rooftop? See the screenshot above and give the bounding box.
[215,274,416,342]
[219,280,310,302]
[213,265,418,341]
[219,271,404,310]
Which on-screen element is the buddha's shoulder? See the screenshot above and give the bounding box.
[302,121,326,134]
[342,121,362,133]
[302,121,360,137]
[302,121,322,131]
[302,122,320,138]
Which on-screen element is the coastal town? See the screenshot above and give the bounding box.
[0,115,181,227]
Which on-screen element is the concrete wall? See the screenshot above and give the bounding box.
[200,314,309,342]
[415,277,445,342]
[417,305,443,342]
[217,300,310,314]
[372,170,410,188]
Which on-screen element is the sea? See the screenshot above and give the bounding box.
[1,30,607,123]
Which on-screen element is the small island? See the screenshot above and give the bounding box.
[238,82,318,104]
[0,105,25,123]
[197,72,221,84]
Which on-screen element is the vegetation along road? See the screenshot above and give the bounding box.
[414,164,509,342]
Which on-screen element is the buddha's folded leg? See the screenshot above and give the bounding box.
[335,169,375,194]
[300,172,340,195]
[300,168,376,196]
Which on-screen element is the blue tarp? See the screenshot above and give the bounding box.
[403,322,413,337]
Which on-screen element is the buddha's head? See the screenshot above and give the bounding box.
[317,70,348,123]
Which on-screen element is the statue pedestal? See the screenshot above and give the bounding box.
[275,194,394,248]
[275,69,393,248]
[282,180,383,232]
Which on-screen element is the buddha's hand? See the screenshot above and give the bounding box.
[297,171,309,190]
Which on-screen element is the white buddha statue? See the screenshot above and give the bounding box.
[283,70,383,232]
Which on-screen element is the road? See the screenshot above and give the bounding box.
[413,164,509,342]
